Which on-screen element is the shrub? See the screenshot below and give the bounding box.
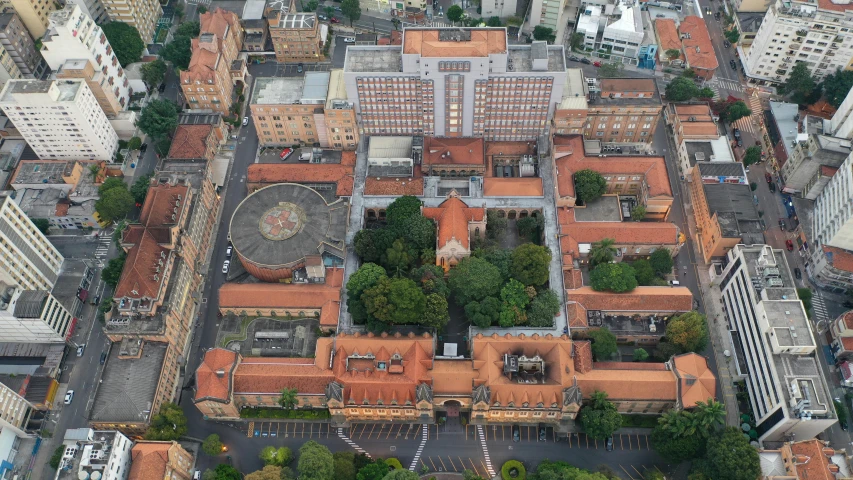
[501,461,526,480]
[385,458,403,470]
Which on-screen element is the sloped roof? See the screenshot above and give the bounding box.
[823,245,853,273]
[679,16,718,71]
[200,8,239,43]
[129,442,174,480]
[672,353,716,407]
[655,19,682,61]
[168,124,213,160]
[423,137,485,166]
[194,348,239,402]
[558,207,679,253]
[234,356,335,395]
[790,439,839,480]
[364,176,424,196]
[483,178,543,197]
[431,360,477,395]
[566,286,694,313]
[218,268,344,309]
[247,163,354,196]
[114,230,170,299]
[181,41,221,84]
[422,195,485,249]
[577,366,677,401]
[403,29,507,57]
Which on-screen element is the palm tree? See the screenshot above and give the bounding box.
[658,411,696,438]
[278,388,298,411]
[588,238,617,267]
[692,399,726,435]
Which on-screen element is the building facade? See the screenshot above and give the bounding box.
[268,12,325,63]
[741,0,853,87]
[0,192,63,290]
[41,5,132,115]
[0,377,34,438]
[583,78,663,147]
[99,0,161,44]
[58,429,133,480]
[343,28,567,141]
[809,151,853,291]
[180,34,233,115]
[129,441,195,480]
[712,244,837,443]
[0,13,46,78]
[0,0,55,38]
[0,79,119,161]
[0,286,74,343]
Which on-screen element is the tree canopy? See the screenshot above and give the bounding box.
[588,327,617,361]
[532,25,556,43]
[201,434,223,456]
[131,173,153,204]
[362,277,426,325]
[260,446,292,466]
[447,5,463,23]
[101,22,145,66]
[743,146,762,167]
[341,0,362,26]
[527,289,560,327]
[245,466,283,480]
[96,186,134,224]
[579,391,622,440]
[632,259,656,286]
[385,196,422,225]
[138,99,179,140]
[30,217,50,235]
[381,471,419,480]
[598,62,624,78]
[347,263,388,324]
[298,441,334,480]
[695,426,760,480]
[207,465,241,480]
[665,77,714,102]
[589,262,638,293]
[449,257,503,305]
[143,402,187,440]
[465,296,503,328]
[665,311,709,353]
[821,68,853,107]
[510,243,551,286]
[161,35,193,70]
[357,460,389,480]
[724,101,752,123]
[588,238,616,268]
[101,253,126,287]
[140,59,167,89]
[333,452,357,480]
[781,62,817,104]
[649,250,674,276]
[531,461,611,480]
[573,169,607,204]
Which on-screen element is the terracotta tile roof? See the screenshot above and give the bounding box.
[655,19,682,61]
[168,124,213,160]
[319,301,340,327]
[403,29,507,57]
[563,269,583,290]
[567,302,588,328]
[824,246,853,273]
[364,176,424,196]
[341,151,357,166]
[674,104,715,116]
[129,442,172,480]
[679,16,718,71]
[483,178,543,197]
[599,78,656,95]
[558,208,679,252]
[114,230,170,299]
[55,203,70,217]
[234,357,335,395]
[573,340,593,373]
[821,165,839,177]
[181,42,221,84]
[578,367,677,401]
[422,196,485,250]
[681,123,719,136]
[842,311,853,331]
[195,348,239,402]
[432,360,476,395]
[553,135,672,200]
[566,286,694,313]
[593,362,668,370]
[200,8,239,43]
[390,31,402,45]
[247,164,354,196]
[218,267,344,309]
[672,353,716,407]
[138,183,189,228]
[423,137,485,166]
[485,141,536,156]
[817,0,853,13]
[790,439,839,480]
[841,337,853,352]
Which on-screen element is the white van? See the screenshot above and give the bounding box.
[669,280,680,286]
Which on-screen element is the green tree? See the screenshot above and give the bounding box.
[486,210,508,241]
[127,136,143,151]
[533,461,610,480]
[821,68,853,107]
[665,48,681,59]
[506,15,523,26]
[570,32,584,51]
[381,238,416,275]
[99,177,126,195]
[385,195,421,225]
[633,348,649,362]
[410,264,448,296]
[140,59,167,89]
[155,137,172,157]
[101,253,127,287]
[209,464,241,480]
[693,399,726,433]
[724,28,740,43]
[500,279,530,309]
[579,391,622,440]
[573,169,607,204]
[697,426,760,480]
[261,446,293,466]
[651,419,704,463]
[590,263,638,293]
[246,466,283,480]
[798,288,813,317]
[96,187,134,224]
[486,16,501,26]
[422,293,450,329]
[724,101,752,123]
[381,471,418,480]
[101,22,145,66]
[588,238,617,268]
[354,229,396,264]
[278,387,298,410]
[666,311,709,353]
[632,259,656,286]
[449,257,503,304]
[475,248,513,281]
[510,243,551,286]
[202,434,223,456]
[447,5,463,24]
[161,35,193,70]
[598,62,624,78]
[341,0,362,26]
[30,217,50,235]
[131,173,152,204]
[588,327,617,361]
[743,145,762,167]
[301,0,319,11]
[357,460,389,480]
[532,25,556,43]
[298,441,334,480]
[333,452,357,480]
[527,289,560,327]
[362,277,426,325]
[144,402,187,440]
[325,6,336,18]
[393,214,436,251]
[465,296,502,328]
[175,21,200,38]
[630,205,646,221]
[49,445,64,470]
[516,215,541,243]
[138,99,179,140]
[782,62,817,103]
[649,249,674,276]
[665,77,700,102]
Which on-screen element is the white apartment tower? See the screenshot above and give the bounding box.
[41,5,132,115]
[713,244,838,443]
[0,285,75,343]
[100,0,161,44]
[829,88,853,140]
[0,79,119,161]
[813,151,853,251]
[343,28,567,141]
[0,192,63,290]
[742,0,853,86]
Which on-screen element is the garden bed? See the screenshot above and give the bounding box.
[240,407,331,419]
[620,414,660,428]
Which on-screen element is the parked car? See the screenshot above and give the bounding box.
[569,55,581,62]
[318,14,328,20]
[158,83,166,93]
[76,344,85,357]
[794,267,802,279]
[539,428,547,441]
[733,128,741,138]
[64,390,74,404]
[724,40,731,48]
[580,57,592,64]
[280,147,294,161]
[786,239,795,251]
[297,63,304,73]
[512,425,520,442]
[330,17,340,23]
[606,436,614,451]
[242,117,249,126]
[193,471,202,480]
[343,37,356,43]
[222,260,230,273]
[769,182,776,192]
[225,245,233,258]
[334,6,342,11]
[765,173,772,183]
[100,352,107,365]
[593,61,602,67]
[670,280,681,286]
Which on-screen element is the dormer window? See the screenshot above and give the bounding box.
[362,399,369,405]
[493,401,501,407]
[376,361,387,371]
[522,402,529,408]
[551,402,558,408]
[507,402,514,408]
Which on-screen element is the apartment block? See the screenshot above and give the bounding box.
[553,69,588,136]
[0,13,46,78]
[0,376,34,438]
[830,88,853,140]
[180,34,234,115]
[582,78,663,146]
[481,0,516,18]
[0,0,55,39]
[129,441,195,480]
[812,150,853,251]
[41,5,132,115]
[712,244,837,443]
[99,0,161,44]
[663,103,735,175]
[343,28,567,141]
[65,0,108,23]
[0,192,63,290]
[268,12,326,63]
[200,8,242,66]
[0,79,119,161]
[0,37,22,88]
[781,131,851,199]
[58,428,133,480]
[742,0,853,87]
[250,70,359,149]
[0,285,75,343]
[527,0,571,45]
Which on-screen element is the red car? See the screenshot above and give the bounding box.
[330,17,340,23]
[786,240,794,251]
[593,61,602,67]
[765,173,772,183]
[279,148,294,160]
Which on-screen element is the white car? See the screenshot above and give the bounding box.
[222,260,230,274]
[225,245,233,258]
[343,37,356,43]
[242,117,249,126]
[64,390,74,404]
[76,344,85,357]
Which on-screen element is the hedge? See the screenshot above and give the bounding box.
[501,460,526,480]
[239,407,331,419]
[386,458,403,470]
[620,414,660,428]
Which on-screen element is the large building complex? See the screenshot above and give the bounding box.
[98,0,161,44]
[180,9,242,115]
[0,192,63,291]
[0,378,35,471]
[58,428,133,480]
[0,13,46,79]
[0,286,74,343]
[808,151,853,291]
[0,79,119,161]
[343,28,567,141]
[713,244,837,442]
[0,0,55,38]
[268,11,326,64]
[741,0,853,87]
[41,5,132,115]
[129,441,195,480]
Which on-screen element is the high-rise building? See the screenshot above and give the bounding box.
[41,5,132,115]
[0,35,22,88]
[65,0,107,24]
[343,28,567,141]
[0,13,46,78]
[0,0,55,39]
[0,285,75,343]
[712,244,837,443]
[808,151,853,292]
[742,0,853,87]
[0,379,35,467]
[268,12,326,63]
[0,192,63,290]
[100,0,161,44]
[0,79,119,161]
[829,88,853,140]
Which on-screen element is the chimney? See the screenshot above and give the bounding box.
[216,369,226,377]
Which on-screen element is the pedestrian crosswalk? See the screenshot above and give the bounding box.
[733,94,763,136]
[94,236,111,258]
[813,292,829,323]
[716,78,744,93]
[408,425,428,471]
[476,425,495,477]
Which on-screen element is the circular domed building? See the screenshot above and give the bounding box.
[229,183,348,282]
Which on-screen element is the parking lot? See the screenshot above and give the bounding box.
[347,423,429,441]
[472,425,651,450]
[274,63,333,76]
[246,421,334,438]
[416,455,491,477]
